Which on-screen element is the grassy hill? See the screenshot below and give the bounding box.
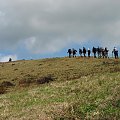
[0,57,120,120]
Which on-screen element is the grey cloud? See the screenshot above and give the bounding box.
[0,0,120,53]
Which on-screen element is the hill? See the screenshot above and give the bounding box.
[0,57,120,120]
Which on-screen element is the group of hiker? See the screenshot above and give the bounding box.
[67,47,119,59]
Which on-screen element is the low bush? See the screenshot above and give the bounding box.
[1,81,15,87]
[36,75,54,84]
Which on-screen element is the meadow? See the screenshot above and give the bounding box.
[0,57,120,120]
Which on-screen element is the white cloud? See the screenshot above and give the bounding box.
[0,0,120,54]
[0,54,17,62]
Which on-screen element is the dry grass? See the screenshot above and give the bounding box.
[0,57,120,119]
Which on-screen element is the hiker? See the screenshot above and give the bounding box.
[72,48,77,57]
[88,48,91,57]
[92,47,97,58]
[83,47,86,57]
[104,47,109,58]
[97,47,102,58]
[101,48,105,58]
[9,58,12,62]
[112,47,118,59]
[79,48,83,57]
[67,49,72,58]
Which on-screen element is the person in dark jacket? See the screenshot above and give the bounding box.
[92,47,97,58]
[9,58,12,62]
[112,47,118,59]
[79,48,83,57]
[87,48,91,57]
[72,48,77,57]
[67,49,72,58]
[83,47,86,57]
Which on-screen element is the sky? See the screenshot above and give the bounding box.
[0,0,120,62]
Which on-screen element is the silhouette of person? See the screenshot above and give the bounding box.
[9,58,12,62]
[88,48,91,57]
[83,47,86,57]
[92,47,96,58]
[113,47,118,59]
[73,48,77,57]
[67,49,72,58]
[79,48,83,57]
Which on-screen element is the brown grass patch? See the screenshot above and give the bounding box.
[0,86,6,94]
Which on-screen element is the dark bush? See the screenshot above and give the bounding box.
[1,81,15,87]
[19,74,54,87]
[36,75,54,84]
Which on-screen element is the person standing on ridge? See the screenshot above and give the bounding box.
[112,47,118,59]
[67,49,72,58]
[79,48,83,57]
[73,48,77,57]
[83,47,86,57]
[88,48,91,57]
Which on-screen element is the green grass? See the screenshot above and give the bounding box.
[0,57,120,119]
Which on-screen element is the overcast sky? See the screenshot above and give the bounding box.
[0,0,120,61]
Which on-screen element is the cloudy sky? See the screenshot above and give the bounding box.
[0,0,120,61]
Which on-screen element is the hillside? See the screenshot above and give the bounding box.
[0,57,120,120]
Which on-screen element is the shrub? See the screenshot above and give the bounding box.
[1,81,15,87]
[36,75,54,84]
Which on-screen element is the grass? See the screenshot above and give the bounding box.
[0,57,120,119]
